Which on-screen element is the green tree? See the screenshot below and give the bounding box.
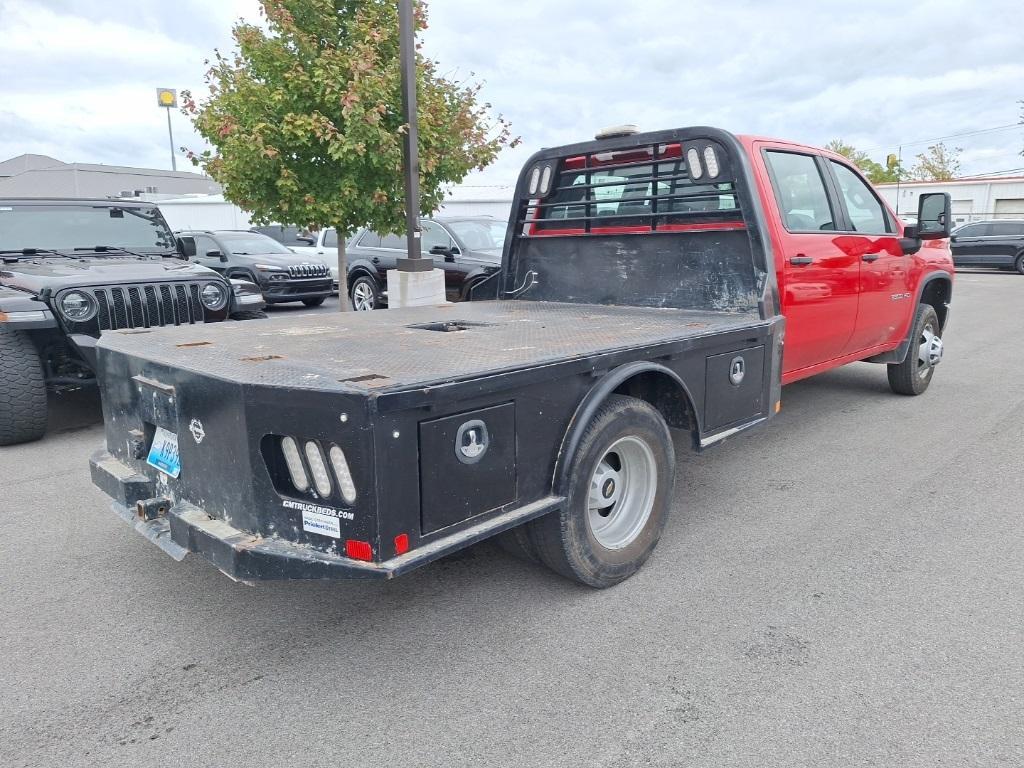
[909,142,962,181]
[183,0,516,309]
[825,139,903,184]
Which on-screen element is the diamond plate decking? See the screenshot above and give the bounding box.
[99,301,765,393]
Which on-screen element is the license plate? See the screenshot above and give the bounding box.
[147,427,181,478]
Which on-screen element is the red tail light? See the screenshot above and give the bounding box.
[394,533,410,556]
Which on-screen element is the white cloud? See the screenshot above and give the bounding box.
[0,0,1021,181]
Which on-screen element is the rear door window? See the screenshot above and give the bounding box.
[379,233,406,250]
[990,221,1024,236]
[954,223,987,237]
[356,230,381,248]
[764,151,836,233]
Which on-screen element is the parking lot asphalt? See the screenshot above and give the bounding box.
[2,272,1022,768]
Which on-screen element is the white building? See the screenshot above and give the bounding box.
[877,176,1024,226]
[157,183,517,233]
[0,153,221,200]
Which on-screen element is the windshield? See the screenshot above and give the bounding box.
[0,204,176,252]
[217,232,294,255]
[446,220,507,250]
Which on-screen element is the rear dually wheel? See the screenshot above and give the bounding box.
[527,395,675,588]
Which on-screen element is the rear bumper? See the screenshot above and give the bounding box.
[90,449,561,582]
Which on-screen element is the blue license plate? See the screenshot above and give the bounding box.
[147,427,181,478]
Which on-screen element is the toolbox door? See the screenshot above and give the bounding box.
[704,346,766,431]
[418,403,517,534]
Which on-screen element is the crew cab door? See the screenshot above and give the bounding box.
[824,159,909,352]
[760,148,859,373]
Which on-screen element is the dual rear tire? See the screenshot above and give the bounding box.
[500,395,675,588]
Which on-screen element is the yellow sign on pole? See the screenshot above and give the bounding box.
[156,88,177,108]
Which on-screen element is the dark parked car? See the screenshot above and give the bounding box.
[950,219,1024,274]
[176,230,333,306]
[0,198,265,445]
[297,217,505,310]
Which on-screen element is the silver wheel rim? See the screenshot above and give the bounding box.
[352,282,375,311]
[587,436,658,550]
[917,322,942,379]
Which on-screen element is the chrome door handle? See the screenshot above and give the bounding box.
[862,253,881,262]
[789,255,813,266]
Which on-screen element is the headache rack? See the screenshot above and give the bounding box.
[499,128,770,313]
[515,138,745,238]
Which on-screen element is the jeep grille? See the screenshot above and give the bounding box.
[287,263,329,278]
[59,282,219,332]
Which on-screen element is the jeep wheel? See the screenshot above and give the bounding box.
[888,303,942,396]
[1015,252,1024,275]
[0,327,48,446]
[350,276,379,311]
[527,395,675,588]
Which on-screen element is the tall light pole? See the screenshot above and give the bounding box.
[396,0,427,273]
[156,88,178,172]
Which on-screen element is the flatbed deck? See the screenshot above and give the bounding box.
[99,300,765,392]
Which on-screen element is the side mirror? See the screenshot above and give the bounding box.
[206,249,226,261]
[296,235,315,245]
[429,244,455,261]
[177,237,196,258]
[917,192,952,240]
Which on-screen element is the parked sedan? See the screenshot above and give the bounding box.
[950,219,1024,274]
[176,230,333,306]
[297,217,505,310]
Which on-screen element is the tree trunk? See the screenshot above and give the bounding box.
[336,235,349,312]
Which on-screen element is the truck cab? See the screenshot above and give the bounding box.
[744,136,953,384]
[88,127,952,588]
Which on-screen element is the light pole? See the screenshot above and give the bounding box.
[156,88,178,172]
[386,0,446,307]
[397,0,427,273]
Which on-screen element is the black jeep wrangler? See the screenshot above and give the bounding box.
[0,198,266,445]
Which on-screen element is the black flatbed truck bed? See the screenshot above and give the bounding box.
[90,126,787,587]
[98,301,766,396]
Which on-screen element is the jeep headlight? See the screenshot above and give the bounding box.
[59,290,97,322]
[200,282,228,311]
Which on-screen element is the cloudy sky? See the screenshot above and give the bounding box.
[1,0,1022,184]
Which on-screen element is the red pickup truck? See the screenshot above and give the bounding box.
[748,134,952,390]
[90,126,953,588]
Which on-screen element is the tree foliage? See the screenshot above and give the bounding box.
[825,139,903,184]
[908,142,962,181]
[181,0,516,290]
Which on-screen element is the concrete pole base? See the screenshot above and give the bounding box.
[386,268,448,308]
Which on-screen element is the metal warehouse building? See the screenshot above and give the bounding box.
[877,176,1024,226]
[0,153,220,200]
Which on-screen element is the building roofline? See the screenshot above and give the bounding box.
[877,175,1024,188]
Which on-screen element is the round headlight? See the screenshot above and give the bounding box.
[59,290,97,322]
[200,282,227,310]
